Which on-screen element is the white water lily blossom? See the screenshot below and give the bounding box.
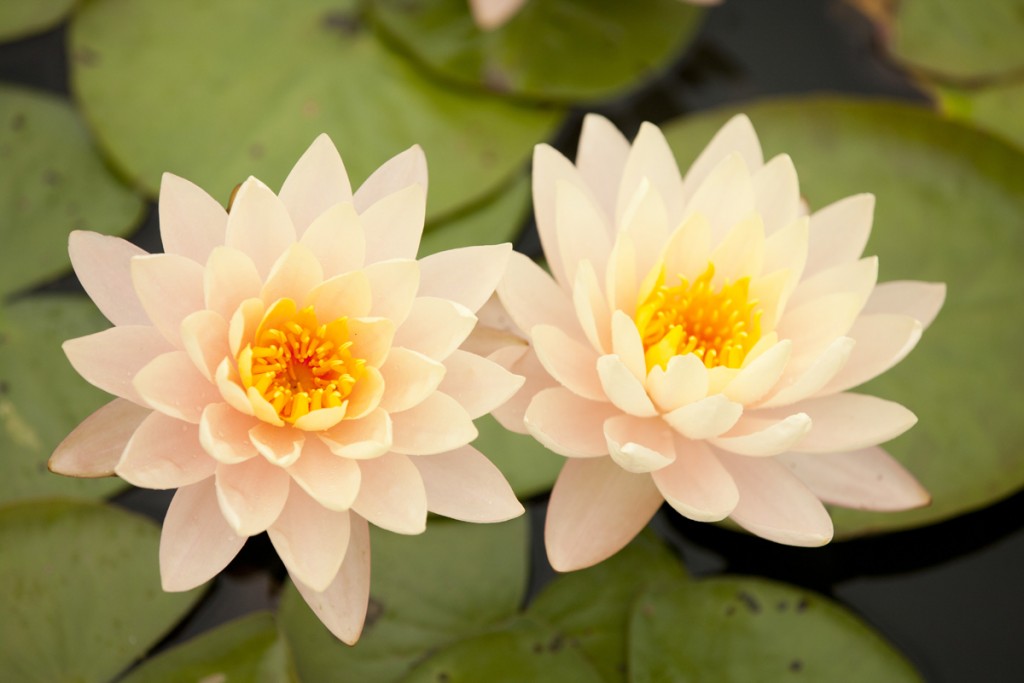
[494,114,944,571]
[50,135,525,643]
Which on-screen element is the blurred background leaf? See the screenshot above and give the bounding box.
[0,0,75,43]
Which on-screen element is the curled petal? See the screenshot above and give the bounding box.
[279,133,353,236]
[596,355,657,417]
[50,399,151,477]
[390,392,477,456]
[158,172,227,263]
[64,326,173,405]
[412,445,525,523]
[524,387,617,458]
[352,453,427,534]
[604,415,676,473]
[215,457,290,536]
[663,394,743,440]
[288,437,361,511]
[711,412,812,457]
[653,438,738,522]
[69,231,149,326]
[269,483,352,592]
[117,412,215,488]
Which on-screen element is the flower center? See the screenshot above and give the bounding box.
[237,299,365,424]
[635,262,762,373]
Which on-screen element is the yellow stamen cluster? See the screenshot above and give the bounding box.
[238,299,365,423]
[635,262,762,373]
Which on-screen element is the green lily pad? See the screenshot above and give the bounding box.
[474,414,562,500]
[69,0,561,222]
[664,97,1024,538]
[119,612,297,683]
[0,84,144,297]
[279,517,528,683]
[368,0,706,103]
[0,0,75,41]
[418,174,530,257]
[937,81,1024,152]
[890,0,1024,82]
[0,499,203,682]
[0,295,126,504]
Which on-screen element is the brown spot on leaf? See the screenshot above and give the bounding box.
[11,113,25,130]
[738,591,761,614]
[789,659,804,672]
[796,597,810,613]
[322,10,362,35]
[248,143,264,160]
[74,46,100,66]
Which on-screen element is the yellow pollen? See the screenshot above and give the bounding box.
[635,262,762,373]
[237,299,365,424]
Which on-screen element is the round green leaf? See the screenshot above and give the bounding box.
[938,81,1024,152]
[119,613,297,683]
[474,414,562,499]
[369,0,705,103]
[663,97,1024,538]
[0,84,144,296]
[0,0,75,42]
[0,295,125,504]
[890,0,1024,82]
[400,617,605,683]
[69,0,561,222]
[418,174,529,257]
[0,499,203,682]
[279,517,528,683]
[630,576,920,682]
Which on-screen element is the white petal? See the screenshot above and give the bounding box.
[63,326,173,405]
[555,179,612,286]
[117,411,214,488]
[180,309,230,381]
[215,457,290,536]
[722,340,791,405]
[224,177,297,278]
[680,114,764,204]
[393,297,476,361]
[318,408,393,460]
[412,445,525,522]
[490,346,557,435]
[353,145,427,212]
[133,351,221,423]
[299,202,366,277]
[390,392,477,456]
[604,415,676,473]
[606,232,638,316]
[805,193,873,276]
[711,412,812,457]
[778,448,930,511]
[199,403,259,464]
[663,213,712,283]
[751,154,800,236]
[861,281,946,329]
[50,399,150,478]
[131,253,206,346]
[361,184,425,264]
[417,243,512,313]
[645,353,709,413]
[596,355,657,417]
[532,323,604,400]
[620,178,670,278]
[305,270,373,321]
[287,437,361,511]
[260,243,325,305]
[708,213,765,285]
[572,260,611,354]
[820,316,922,394]
[158,173,228,263]
[761,337,855,407]
[524,387,617,458]
[352,453,427,534]
[576,113,630,221]
[610,311,646,383]
[249,423,304,467]
[663,394,743,439]
[652,437,738,522]
[378,347,447,413]
[269,482,351,591]
[787,256,878,312]
[439,349,524,419]
[279,133,353,236]
[203,246,262,320]
[617,122,686,226]
[682,152,755,244]
[69,231,149,326]
[772,393,917,453]
[498,251,580,340]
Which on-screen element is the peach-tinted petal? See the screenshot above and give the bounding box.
[293,406,348,432]
[319,408,392,459]
[652,438,738,522]
[722,339,791,405]
[417,243,512,313]
[861,281,946,329]
[299,202,366,277]
[760,336,854,407]
[663,213,712,283]
[63,326,173,405]
[532,144,599,288]
[606,232,638,316]
[778,447,930,511]
[348,318,396,368]
[353,145,427,212]
[246,387,285,426]
[361,184,425,264]
[439,349,523,419]
[203,246,262,320]
[131,253,206,346]
[249,423,304,467]
[572,260,611,354]
[680,114,763,204]
[292,512,370,645]
[117,412,214,488]
[820,315,922,394]
[390,392,477,456]
[770,393,917,453]
[224,177,297,278]
[199,403,259,464]
[604,415,675,473]
[393,297,475,361]
[545,457,663,572]
[364,259,420,325]
[260,243,325,305]
[663,394,743,439]
[750,153,800,236]
[50,399,150,477]
[352,453,427,534]
[555,179,612,286]
[787,257,878,312]
[305,270,372,321]
[279,133,353,236]
[379,347,446,413]
[576,113,630,221]
[620,179,670,278]
[490,346,558,435]
[498,251,581,339]
[215,456,290,535]
[412,445,525,522]
[804,193,873,276]
[214,358,255,417]
[158,172,228,263]
[617,121,686,226]
[68,231,149,326]
[596,355,657,417]
[160,478,247,591]
[762,216,809,287]
[468,0,525,29]
[532,323,604,401]
[269,482,351,591]
[180,309,229,381]
[610,311,646,383]
[682,152,755,243]
[711,412,812,457]
[287,437,361,511]
[525,387,617,458]
[134,351,221,423]
[645,353,709,413]
[776,292,862,359]
[716,451,833,546]
[709,213,765,285]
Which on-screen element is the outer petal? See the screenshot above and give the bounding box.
[158,172,228,263]
[224,177,297,278]
[490,346,558,435]
[710,412,812,457]
[299,202,366,277]
[180,310,230,381]
[249,423,304,467]
[278,133,353,236]
[555,179,612,286]
[199,403,259,464]
[390,392,477,456]
[652,437,738,522]
[353,145,427,212]
[716,451,833,547]
[160,478,247,591]
[679,114,764,205]
[63,326,173,405]
[214,457,290,536]
[752,154,800,236]
[545,457,663,572]
[861,281,946,329]
[532,323,604,400]
[318,408,392,460]
[68,231,149,326]
[804,193,873,277]
[393,297,476,361]
[498,251,581,339]
[131,253,206,346]
[604,415,676,473]
[292,512,370,645]
[682,152,755,244]
[269,482,352,591]
[617,121,686,225]
[364,259,420,326]
[412,445,525,523]
[378,347,447,414]
[417,243,512,313]
[49,399,150,477]
[576,113,630,222]
[360,183,426,264]
[133,351,222,423]
[439,349,524,419]
[524,387,618,458]
[779,448,930,512]
[820,316,922,394]
[287,437,361,511]
[116,412,215,488]
[352,453,427,534]
[766,393,917,453]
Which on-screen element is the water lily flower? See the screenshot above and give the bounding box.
[469,0,722,31]
[49,136,525,643]
[494,114,944,571]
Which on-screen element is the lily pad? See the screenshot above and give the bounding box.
[69,0,561,222]
[368,0,706,103]
[937,81,1024,152]
[0,499,203,682]
[889,0,1024,82]
[0,0,75,41]
[630,576,920,682]
[0,295,126,504]
[0,84,144,297]
[119,612,297,683]
[279,517,528,683]
[664,97,1024,537]
[474,414,562,499]
[418,174,530,257]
